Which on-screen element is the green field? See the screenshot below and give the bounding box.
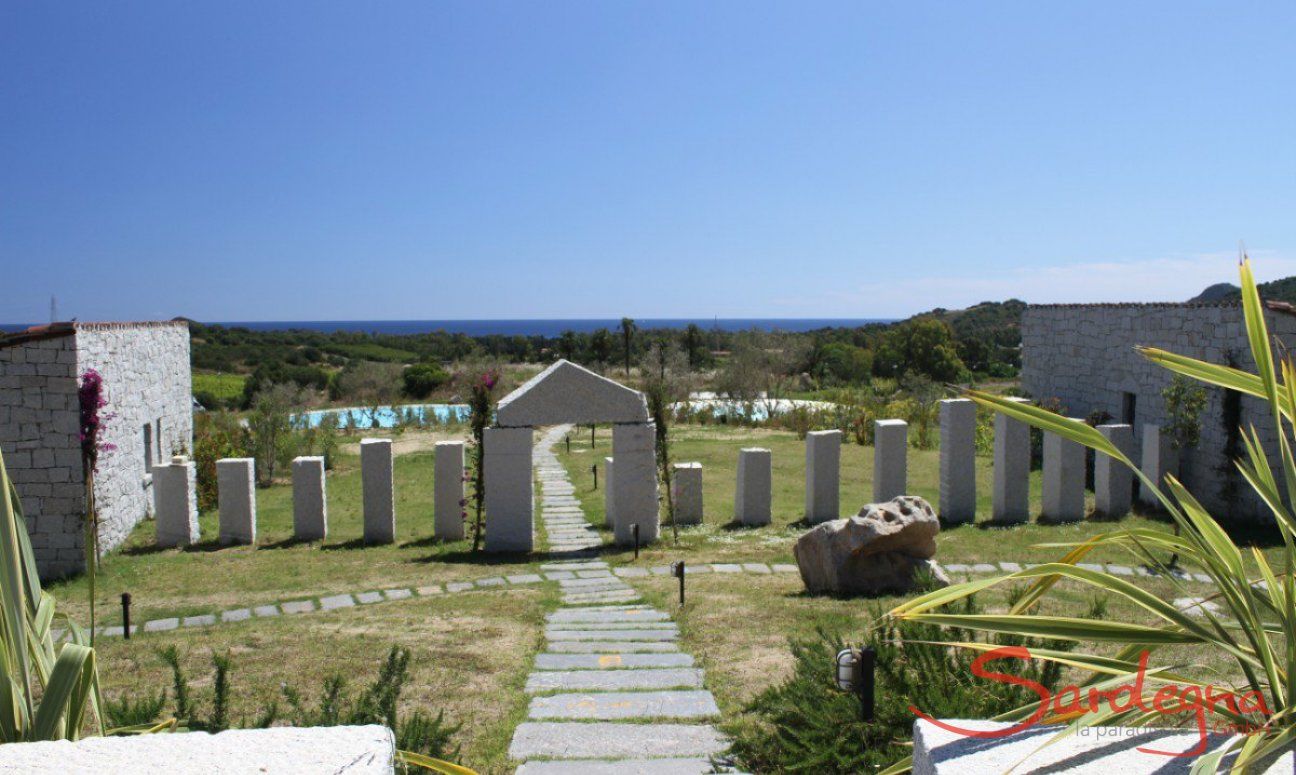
[192,371,247,404]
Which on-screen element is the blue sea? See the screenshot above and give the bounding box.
[2,318,892,336]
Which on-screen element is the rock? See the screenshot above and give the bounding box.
[793,496,949,595]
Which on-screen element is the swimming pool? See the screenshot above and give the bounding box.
[295,403,470,429]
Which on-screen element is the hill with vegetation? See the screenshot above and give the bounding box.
[1188,277,1296,305]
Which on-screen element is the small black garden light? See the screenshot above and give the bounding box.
[121,592,132,640]
[835,645,876,721]
[592,463,598,490]
[632,523,640,559]
[671,560,685,606]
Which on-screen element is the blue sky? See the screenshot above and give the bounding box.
[2,2,1294,322]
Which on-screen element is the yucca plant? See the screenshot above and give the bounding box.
[886,256,1296,774]
[0,445,103,742]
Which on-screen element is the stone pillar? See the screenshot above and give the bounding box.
[672,462,703,525]
[603,456,616,527]
[291,456,327,541]
[873,420,908,502]
[1040,423,1085,523]
[612,423,659,545]
[1139,424,1178,506]
[360,438,395,544]
[735,447,772,526]
[939,399,977,524]
[990,398,1031,522]
[1095,424,1135,518]
[805,430,841,524]
[434,441,465,541]
[216,457,256,545]
[484,427,534,552]
[154,455,198,548]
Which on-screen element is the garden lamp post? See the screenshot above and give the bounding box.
[835,645,876,721]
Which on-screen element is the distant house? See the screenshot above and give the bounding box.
[1020,300,1296,523]
[0,322,192,578]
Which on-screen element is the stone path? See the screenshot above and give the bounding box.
[510,428,732,774]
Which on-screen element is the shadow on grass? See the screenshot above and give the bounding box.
[413,549,538,566]
[260,536,322,551]
[320,538,370,551]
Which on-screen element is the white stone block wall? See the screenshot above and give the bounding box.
[434,441,465,541]
[1040,423,1085,523]
[612,423,659,545]
[672,462,703,525]
[992,399,1030,523]
[735,447,772,526]
[1139,423,1178,506]
[938,399,977,523]
[603,456,616,527]
[292,456,327,541]
[873,420,908,502]
[154,456,198,547]
[216,458,256,545]
[360,439,395,544]
[1095,423,1135,518]
[1021,302,1296,522]
[804,430,840,524]
[484,426,534,552]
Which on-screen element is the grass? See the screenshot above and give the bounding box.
[93,584,555,774]
[192,372,247,403]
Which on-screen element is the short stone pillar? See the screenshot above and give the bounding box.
[484,427,534,552]
[1139,424,1178,506]
[873,420,908,502]
[612,423,659,545]
[938,399,977,523]
[992,398,1031,523]
[672,462,703,525]
[216,458,257,545]
[434,441,465,541]
[735,448,772,526]
[1095,424,1135,518]
[154,455,199,548]
[804,430,840,524]
[1040,423,1085,523]
[603,456,616,527]
[291,456,327,541]
[360,438,396,544]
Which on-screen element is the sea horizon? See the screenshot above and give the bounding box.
[1,318,895,337]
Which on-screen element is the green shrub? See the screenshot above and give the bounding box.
[403,363,450,398]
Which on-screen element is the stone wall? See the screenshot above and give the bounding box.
[1021,302,1296,522]
[0,322,192,578]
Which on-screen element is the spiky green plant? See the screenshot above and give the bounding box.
[886,256,1296,773]
[0,447,103,742]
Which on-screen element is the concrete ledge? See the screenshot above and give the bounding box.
[0,724,396,773]
[914,719,1292,774]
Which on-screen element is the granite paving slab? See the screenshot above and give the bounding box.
[534,653,695,670]
[508,722,726,760]
[547,610,670,624]
[528,690,719,720]
[515,757,726,774]
[525,668,705,693]
[548,629,678,642]
[547,641,681,653]
[320,594,355,610]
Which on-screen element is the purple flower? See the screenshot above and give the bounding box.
[78,369,114,470]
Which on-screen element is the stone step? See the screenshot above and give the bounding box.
[516,757,726,774]
[559,577,631,588]
[528,690,720,720]
[534,653,695,670]
[562,591,642,603]
[548,641,680,653]
[508,722,727,761]
[548,629,676,641]
[540,562,609,572]
[546,622,676,632]
[547,610,670,624]
[526,668,704,693]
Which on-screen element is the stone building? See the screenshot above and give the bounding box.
[0,321,192,578]
[1020,300,1296,523]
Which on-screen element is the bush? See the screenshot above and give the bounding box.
[727,595,1078,774]
[403,363,450,399]
[193,411,248,511]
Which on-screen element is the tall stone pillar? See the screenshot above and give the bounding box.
[612,423,659,545]
[672,462,703,525]
[603,456,616,527]
[361,438,396,544]
[873,419,908,502]
[939,399,977,523]
[292,456,327,541]
[1040,423,1085,523]
[735,447,772,526]
[484,427,534,552]
[805,430,841,524]
[1139,424,1178,506]
[154,455,199,548]
[1095,423,1135,518]
[217,457,257,545]
[992,398,1031,523]
[434,441,465,540]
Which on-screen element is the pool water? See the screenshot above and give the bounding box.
[295,403,470,429]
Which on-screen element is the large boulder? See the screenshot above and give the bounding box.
[793,495,950,595]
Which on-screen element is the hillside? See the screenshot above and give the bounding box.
[1188,277,1296,305]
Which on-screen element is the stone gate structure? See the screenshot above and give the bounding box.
[486,360,657,551]
[0,321,192,577]
[1021,300,1296,523]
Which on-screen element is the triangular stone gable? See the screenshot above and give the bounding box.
[495,360,649,427]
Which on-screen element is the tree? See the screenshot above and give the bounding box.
[873,318,966,383]
[335,362,403,427]
[557,330,579,361]
[683,324,707,368]
[402,363,449,399]
[811,342,873,385]
[247,383,305,486]
[590,328,614,366]
[619,317,637,376]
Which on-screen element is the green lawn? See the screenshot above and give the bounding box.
[192,372,247,403]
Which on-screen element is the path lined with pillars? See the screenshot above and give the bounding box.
[511,427,732,774]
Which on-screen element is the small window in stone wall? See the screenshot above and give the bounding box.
[1122,392,1137,427]
[143,423,153,472]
